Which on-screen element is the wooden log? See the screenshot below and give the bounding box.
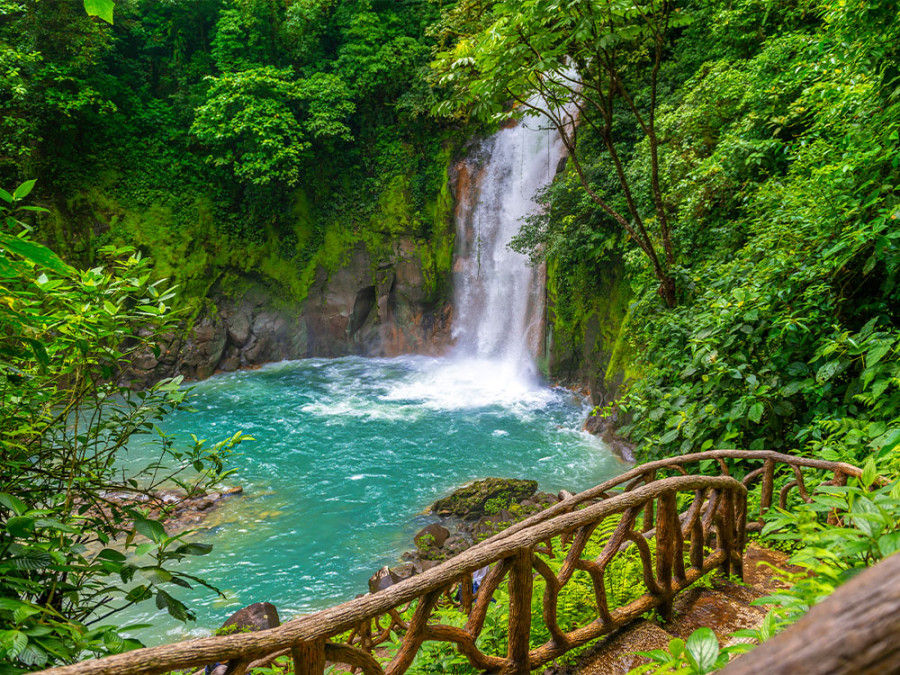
[531,555,568,646]
[505,549,534,674]
[724,491,737,576]
[460,573,474,614]
[655,492,677,620]
[386,590,442,674]
[292,640,325,675]
[721,553,900,675]
[479,451,861,552]
[466,557,513,636]
[779,479,799,509]
[760,458,775,519]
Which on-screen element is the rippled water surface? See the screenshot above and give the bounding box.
[123,355,626,644]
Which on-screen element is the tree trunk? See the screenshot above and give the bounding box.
[722,552,900,674]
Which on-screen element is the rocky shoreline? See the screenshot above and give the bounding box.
[368,477,565,593]
[100,485,245,536]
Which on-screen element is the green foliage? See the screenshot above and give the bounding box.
[628,463,900,675]
[759,463,900,615]
[191,67,354,187]
[0,0,464,312]
[83,0,114,24]
[535,0,900,466]
[631,628,750,674]
[0,184,247,670]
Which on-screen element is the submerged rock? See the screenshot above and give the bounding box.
[430,478,538,519]
[220,602,280,633]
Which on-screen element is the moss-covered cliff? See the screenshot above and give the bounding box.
[541,255,637,407]
[41,141,459,383]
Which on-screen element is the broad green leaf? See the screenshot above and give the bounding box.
[861,458,876,488]
[0,493,28,516]
[866,341,892,367]
[96,548,127,562]
[877,532,900,557]
[175,542,213,556]
[0,599,30,612]
[0,233,73,275]
[815,360,845,383]
[7,516,35,538]
[134,517,166,543]
[685,627,720,673]
[12,181,36,200]
[849,497,882,538]
[141,567,173,585]
[4,630,28,658]
[135,542,155,557]
[11,550,53,571]
[659,428,680,444]
[18,642,48,667]
[83,0,114,23]
[748,402,764,424]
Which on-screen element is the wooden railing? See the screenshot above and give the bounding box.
[35,450,862,675]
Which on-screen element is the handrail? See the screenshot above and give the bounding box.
[33,450,858,675]
[480,450,863,547]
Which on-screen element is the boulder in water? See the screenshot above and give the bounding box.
[220,602,280,633]
[206,602,281,674]
[430,478,537,519]
[414,523,450,550]
[369,566,401,593]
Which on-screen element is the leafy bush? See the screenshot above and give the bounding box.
[0,184,246,671]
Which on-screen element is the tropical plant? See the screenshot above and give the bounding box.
[0,183,246,671]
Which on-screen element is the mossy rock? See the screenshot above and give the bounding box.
[431,478,538,520]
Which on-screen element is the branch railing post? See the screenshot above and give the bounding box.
[505,548,534,674]
[655,492,677,620]
[292,640,326,675]
[759,458,776,522]
[718,490,736,578]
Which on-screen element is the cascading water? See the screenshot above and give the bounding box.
[452,114,568,379]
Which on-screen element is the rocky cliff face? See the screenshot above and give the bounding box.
[540,256,635,408]
[125,237,453,386]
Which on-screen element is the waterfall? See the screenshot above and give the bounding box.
[452,114,568,380]
[382,113,569,409]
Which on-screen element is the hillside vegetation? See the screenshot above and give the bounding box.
[1,0,466,304]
